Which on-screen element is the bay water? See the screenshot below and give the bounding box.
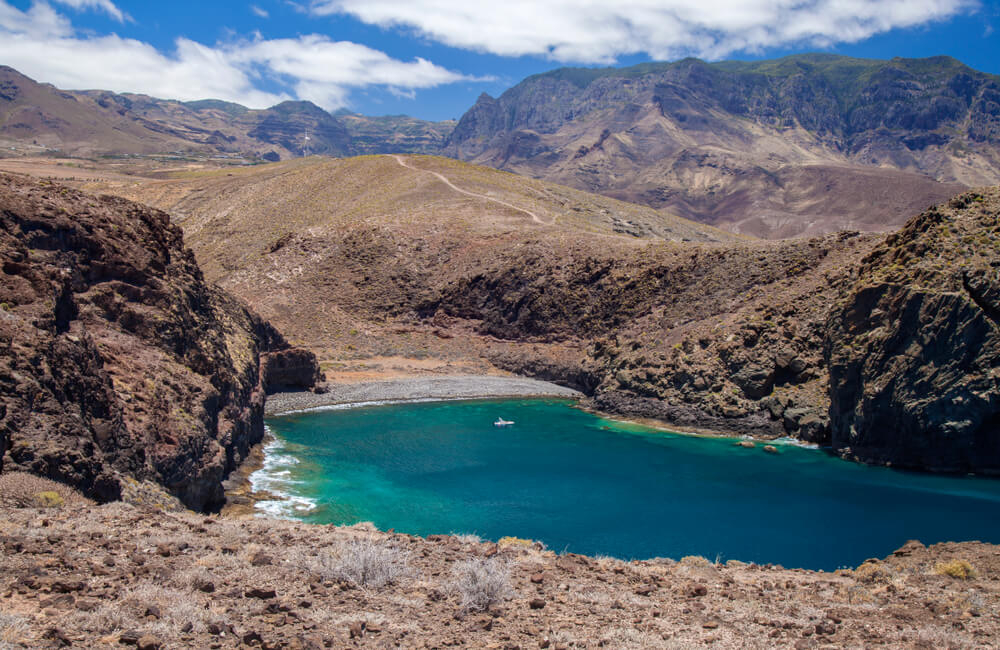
[254,398,1000,570]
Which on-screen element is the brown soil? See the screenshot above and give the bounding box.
[0,496,997,649]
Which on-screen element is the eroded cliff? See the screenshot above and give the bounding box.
[0,173,319,510]
[826,190,1000,473]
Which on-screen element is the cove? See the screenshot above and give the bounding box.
[254,398,1000,570]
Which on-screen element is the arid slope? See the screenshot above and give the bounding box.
[1,485,998,649]
[22,154,1000,472]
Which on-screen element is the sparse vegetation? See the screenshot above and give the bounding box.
[31,491,64,508]
[0,612,30,648]
[497,536,536,548]
[319,538,412,589]
[0,472,90,509]
[450,557,514,613]
[934,559,978,580]
[853,559,893,584]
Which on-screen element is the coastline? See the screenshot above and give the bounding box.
[225,375,583,516]
[232,375,820,517]
[263,374,582,416]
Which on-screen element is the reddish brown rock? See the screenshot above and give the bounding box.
[0,174,319,509]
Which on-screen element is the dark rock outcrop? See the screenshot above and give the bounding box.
[825,190,1000,473]
[0,174,319,509]
[262,348,323,393]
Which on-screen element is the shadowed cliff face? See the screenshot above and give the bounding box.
[0,174,319,510]
[825,190,1000,474]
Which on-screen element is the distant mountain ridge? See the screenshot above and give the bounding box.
[0,66,452,160]
[444,54,1000,237]
[4,54,1000,238]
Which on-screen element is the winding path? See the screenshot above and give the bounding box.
[391,154,551,225]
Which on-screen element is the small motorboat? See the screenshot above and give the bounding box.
[494,418,514,427]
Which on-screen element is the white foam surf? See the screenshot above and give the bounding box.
[248,427,317,520]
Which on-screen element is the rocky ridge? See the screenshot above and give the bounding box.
[0,173,320,510]
[0,66,446,162]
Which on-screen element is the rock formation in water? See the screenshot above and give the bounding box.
[0,173,320,510]
[826,189,1000,473]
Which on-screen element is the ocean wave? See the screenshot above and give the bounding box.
[249,427,317,520]
[772,436,821,450]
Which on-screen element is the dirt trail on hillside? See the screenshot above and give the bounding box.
[391,154,552,225]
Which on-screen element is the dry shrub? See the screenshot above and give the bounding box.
[319,538,411,589]
[450,557,513,612]
[854,559,893,584]
[498,536,537,549]
[31,491,63,508]
[679,555,712,567]
[70,601,128,636]
[934,559,978,580]
[0,472,91,508]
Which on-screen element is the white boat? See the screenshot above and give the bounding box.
[494,418,514,427]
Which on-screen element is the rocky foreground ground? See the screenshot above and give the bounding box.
[1,474,998,649]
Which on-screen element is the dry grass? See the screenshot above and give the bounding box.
[0,612,30,649]
[854,559,894,584]
[450,557,514,612]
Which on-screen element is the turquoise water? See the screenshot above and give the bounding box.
[257,398,1000,570]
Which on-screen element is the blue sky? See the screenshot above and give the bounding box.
[0,0,997,121]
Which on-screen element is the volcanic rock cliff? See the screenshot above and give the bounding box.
[0,173,319,510]
[826,189,1000,473]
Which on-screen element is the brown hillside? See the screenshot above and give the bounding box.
[1,495,998,648]
[73,155,867,439]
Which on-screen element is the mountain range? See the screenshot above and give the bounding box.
[444,54,1000,237]
[0,65,451,161]
[2,53,999,239]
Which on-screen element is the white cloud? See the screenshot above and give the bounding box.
[251,4,269,18]
[311,0,979,63]
[52,0,126,22]
[0,1,474,109]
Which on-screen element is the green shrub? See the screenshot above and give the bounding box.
[32,491,64,508]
